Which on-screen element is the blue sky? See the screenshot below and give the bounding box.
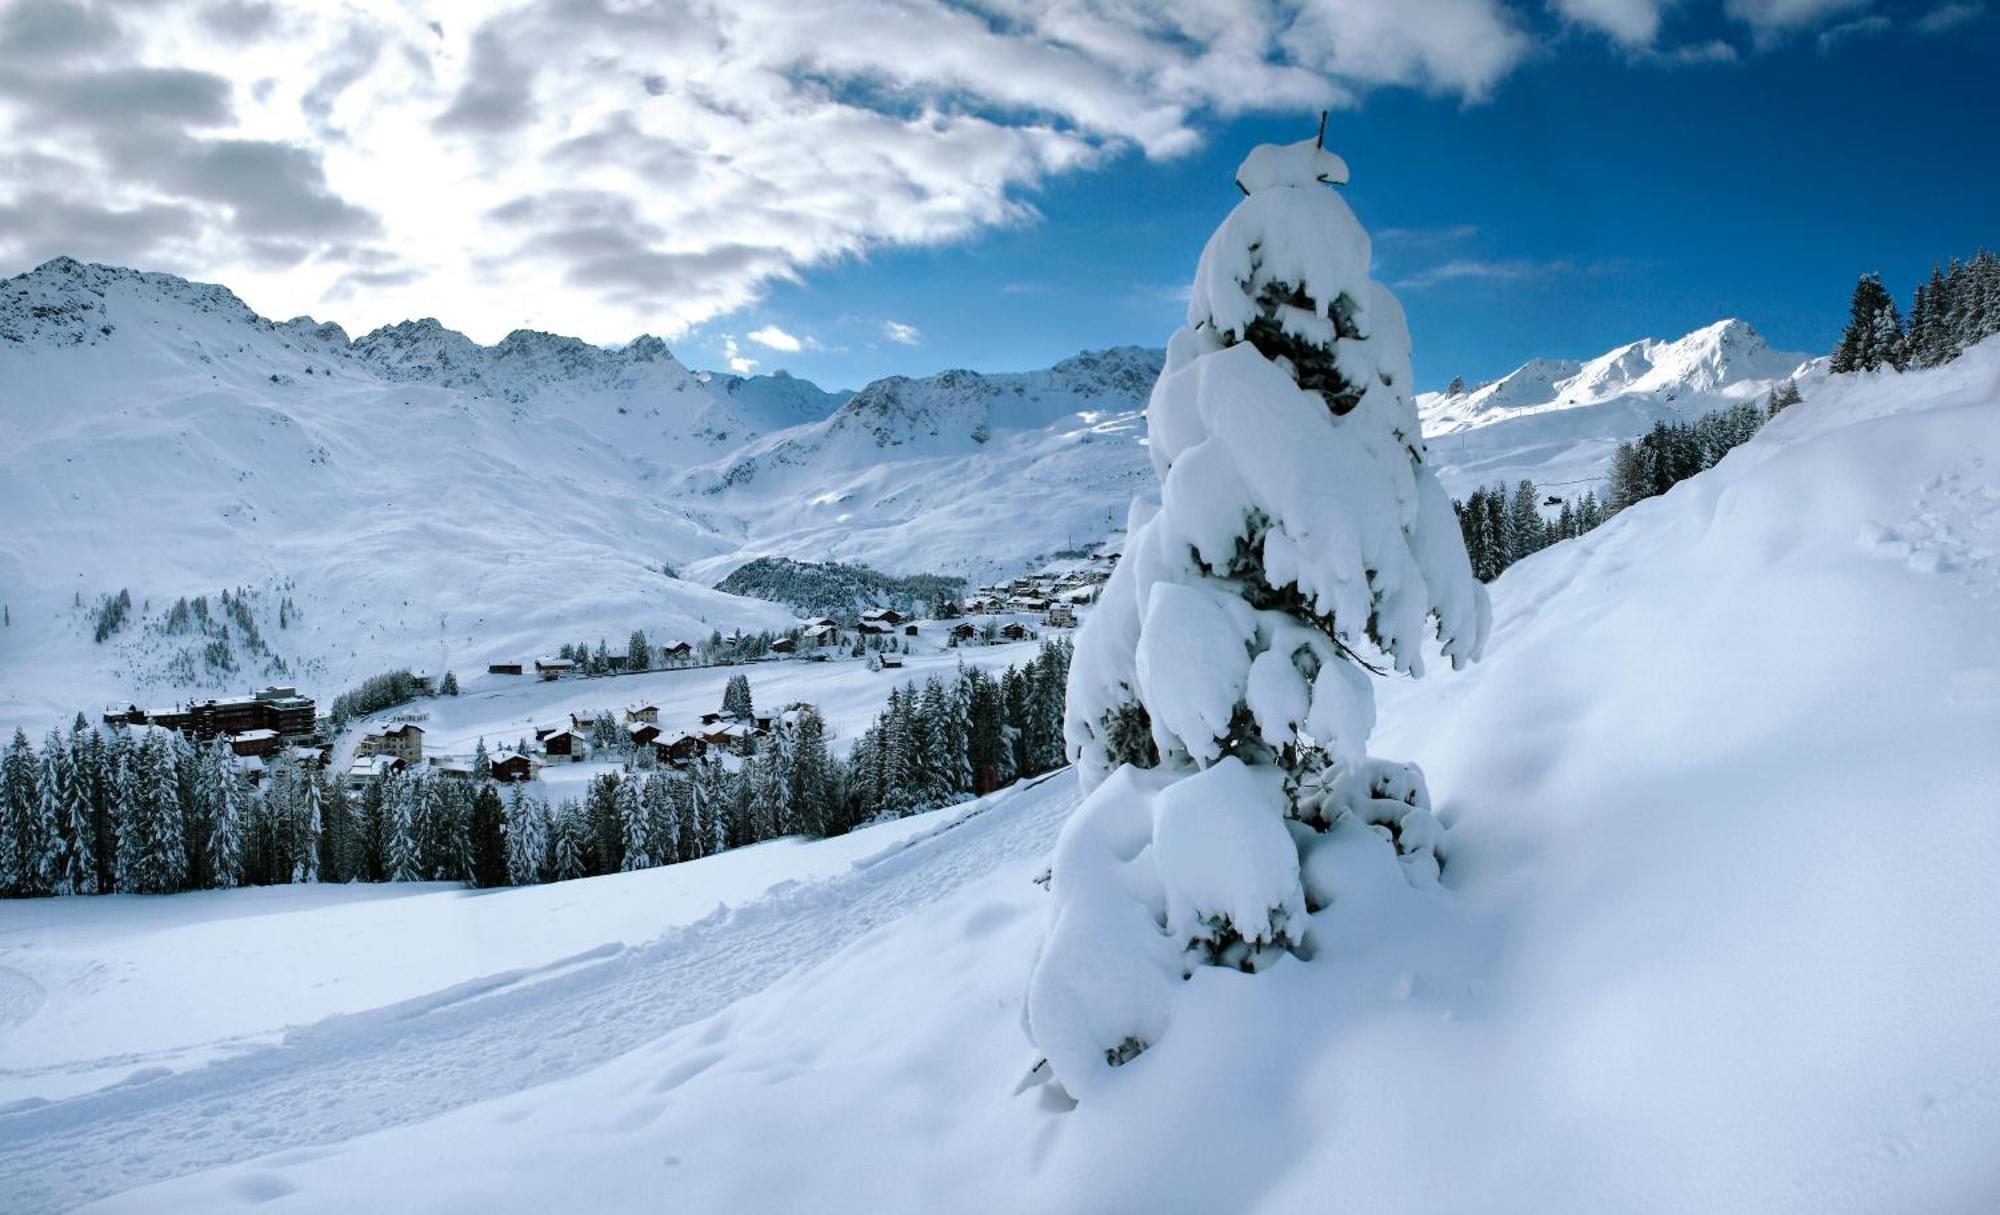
[687,7,1999,392]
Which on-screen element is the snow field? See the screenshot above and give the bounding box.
[0,774,1080,1211]
[57,339,2000,1214]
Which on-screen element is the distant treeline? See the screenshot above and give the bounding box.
[717,556,965,619]
[0,642,1073,898]
[1455,394,1783,583]
[1832,249,2000,375]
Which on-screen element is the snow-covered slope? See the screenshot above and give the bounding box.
[0,260,1152,729]
[677,347,1161,584]
[1419,319,1818,496]
[27,340,1996,1213]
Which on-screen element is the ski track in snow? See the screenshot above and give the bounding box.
[0,776,1078,1213]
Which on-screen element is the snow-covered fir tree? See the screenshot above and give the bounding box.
[550,799,587,881]
[469,782,508,887]
[504,784,549,886]
[720,673,754,721]
[204,737,245,888]
[1026,133,1489,1097]
[4,728,51,896]
[385,771,422,883]
[616,774,652,872]
[1831,272,1905,373]
[295,762,323,883]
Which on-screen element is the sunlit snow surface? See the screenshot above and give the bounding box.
[2,340,1995,1212]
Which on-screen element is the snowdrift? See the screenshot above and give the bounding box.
[54,343,2000,1212]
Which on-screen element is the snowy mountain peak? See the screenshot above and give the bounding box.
[1421,319,1811,438]
[1,257,264,346]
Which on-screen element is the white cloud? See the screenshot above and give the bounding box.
[0,0,1539,345]
[1724,0,1869,39]
[722,336,756,374]
[1555,0,1869,50]
[882,320,922,346]
[1396,256,1629,289]
[747,324,805,352]
[1816,13,1892,49]
[1916,2,1984,33]
[1551,0,1674,47]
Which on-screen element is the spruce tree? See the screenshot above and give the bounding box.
[504,786,548,885]
[1831,273,1903,373]
[470,783,509,886]
[386,771,422,882]
[550,799,587,880]
[4,729,49,896]
[1030,132,1487,1097]
[296,762,323,883]
[1504,481,1536,563]
[206,739,245,888]
[616,775,651,871]
[721,674,754,721]
[39,728,87,896]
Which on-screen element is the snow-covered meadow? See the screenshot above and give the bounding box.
[3,264,1996,1215]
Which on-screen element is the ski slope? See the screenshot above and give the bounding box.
[21,339,1994,1214]
[0,774,1082,1212]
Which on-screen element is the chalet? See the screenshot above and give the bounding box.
[700,710,732,726]
[227,728,282,758]
[659,641,693,661]
[357,722,425,763]
[701,722,753,750]
[409,670,436,695]
[903,623,919,636]
[856,617,896,636]
[627,721,662,747]
[804,622,838,645]
[860,603,908,631]
[490,750,534,783]
[949,622,979,644]
[535,657,576,680]
[488,662,525,676]
[286,745,328,767]
[624,702,660,724]
[570,710,602,734]
[1000,622,1031,641]
[1045,604,1077,628]
[541,728,583,759]
[431,757,476,780]
[653,731,707,765]
[807,616,839,630]
[345,753,402,794]
[769,636,798,654]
